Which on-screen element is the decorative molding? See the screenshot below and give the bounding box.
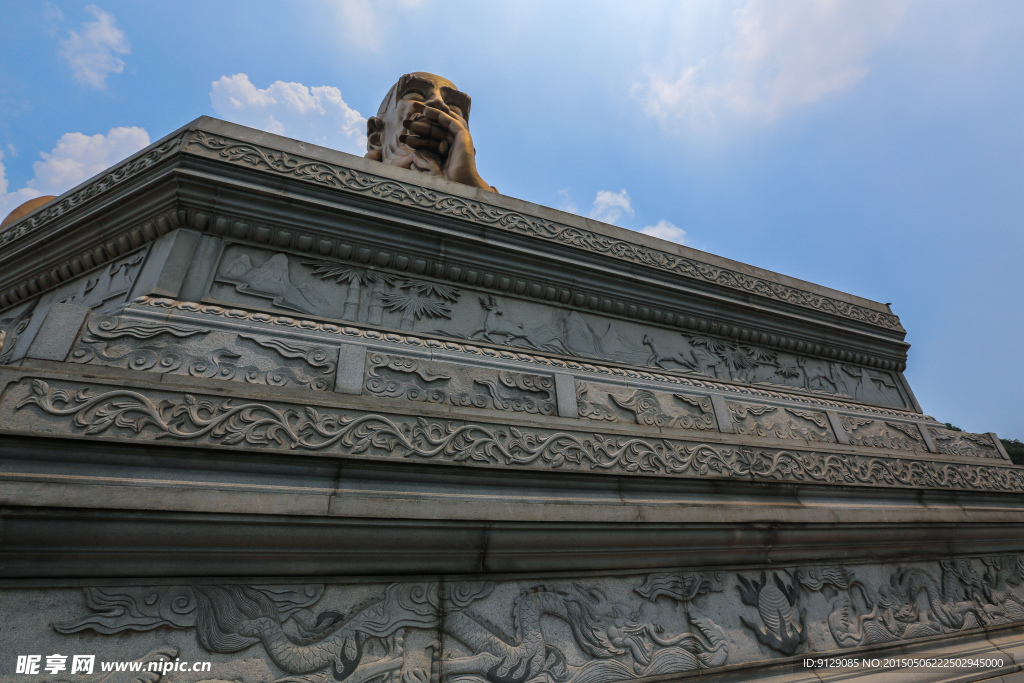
[130,297,931,421]
[11,379,1024,494]
[0,132,187,250]
[186,131,904,332]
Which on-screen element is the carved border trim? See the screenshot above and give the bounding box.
[8,378,1020,494]
[0,133,187,250]
[185,131,904,332]
[132,296,930,421]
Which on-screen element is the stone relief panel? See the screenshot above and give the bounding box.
[5,377,1023,494]
[204,245,908,410]
[133,297,932,423]
[69,316,337,391]
[928,427,1003,459]
[7,572,728,683]
[726,402,835,443]
[56,250,147,310]
[575,380,716,431]
[6,557,1024,681]
[840,416,925,452]
[0,299,37,364]
[365,352,556,415]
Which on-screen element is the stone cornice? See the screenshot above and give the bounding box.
[0,119,904,335]
[184,130,905,333]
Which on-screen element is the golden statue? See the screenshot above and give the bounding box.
[1,195,57,230]
[366,73,495,192]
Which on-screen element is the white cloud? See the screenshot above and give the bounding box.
[636,0,908,125]
[556,189,579,215]
[641,220,688,245]
[589,189,634,225]
[331,0,427,52]
[59,5,130,89]
[211,74,367,155]
[0,127,150,221]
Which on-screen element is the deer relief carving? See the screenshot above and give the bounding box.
[643,335,718,377]
[472,295,538,348]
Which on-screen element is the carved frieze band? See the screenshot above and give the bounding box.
[130,297,929,422]
[6,378,1023,493]
[185,131,903,332]
[928,427,1003,459]
[366,352,556,415]
[70,316,338,391]
[16,554,1024,682]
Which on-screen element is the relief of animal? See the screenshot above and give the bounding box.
[643,335,718,377]
[471,296,538,348]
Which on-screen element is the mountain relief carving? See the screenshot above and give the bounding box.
[70,317,337,391]
[365,352,555,415]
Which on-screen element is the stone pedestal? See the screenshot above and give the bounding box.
[0,118,1020,682]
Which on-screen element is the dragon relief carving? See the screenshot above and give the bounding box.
[802,557,1024,649]
[928,427,1002,459]
[365,352,555,415]
[54,575,729,683]
[187,131,902,331]
[727,403,835,443]
[69,318,337,391]
[11,379,1024,493]
[840,416,925,452]
[737,572,805,656]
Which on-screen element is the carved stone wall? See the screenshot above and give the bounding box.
[5,555,1023,682]
[201,244,911,409]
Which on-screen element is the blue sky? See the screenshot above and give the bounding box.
[1,1,1021,439]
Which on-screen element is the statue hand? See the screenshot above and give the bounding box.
[401,102,493,191]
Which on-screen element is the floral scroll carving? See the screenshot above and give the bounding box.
[11,379,1024,493]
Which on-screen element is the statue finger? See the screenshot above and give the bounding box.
[411,102,463,132]
[438,140,449,156]
[399,134,440,151]
[404,119,447,140]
